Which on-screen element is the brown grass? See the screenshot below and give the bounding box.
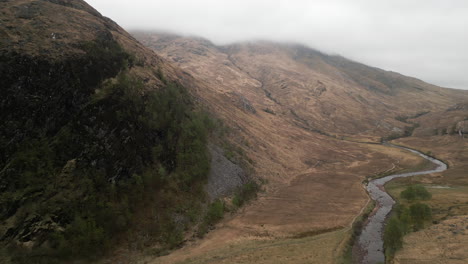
[149,229,348,264]
[386,135,468,264]
[111,32,465,264]
[393,215,468,264]
[4,2,468,263]
[95,141,428,264]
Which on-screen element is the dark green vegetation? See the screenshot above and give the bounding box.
[0,33,132,167]
[231,181,259,208]
[383,218,403,256]
[384,185,433,260]
[196,180,259,238]
[196,199,225,238]
[400,185,432,201]
[0,35,216,263]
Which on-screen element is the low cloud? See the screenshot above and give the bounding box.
[86,0,468,89]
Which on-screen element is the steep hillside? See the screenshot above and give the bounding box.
[2,1,466,263]
[134,33,468,138]
[0,1,235,263]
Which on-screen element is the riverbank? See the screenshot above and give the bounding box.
[356,144,447,264]
[386,136,468,263]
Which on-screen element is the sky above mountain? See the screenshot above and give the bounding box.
[86,0,468,90]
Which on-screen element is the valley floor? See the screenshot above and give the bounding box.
[394,215,468,264]
[100,135,467,264]
[150,228,347,264]
[100,140,429,264]
[388,136,468,264]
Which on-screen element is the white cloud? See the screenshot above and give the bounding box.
[86,0,468,89]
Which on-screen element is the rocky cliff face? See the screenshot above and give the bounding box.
[0,33,130,167]
[0,32,133,246]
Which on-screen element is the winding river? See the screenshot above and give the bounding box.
[357,144,447,264]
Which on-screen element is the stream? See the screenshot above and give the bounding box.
[357,144,447,264]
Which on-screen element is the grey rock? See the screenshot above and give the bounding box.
[204,144,247,201]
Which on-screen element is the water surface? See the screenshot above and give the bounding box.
[358,144,447,264]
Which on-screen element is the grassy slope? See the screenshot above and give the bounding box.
[151,229,348,264]
[126,32,468,263]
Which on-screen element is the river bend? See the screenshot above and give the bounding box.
[358,144,447,264]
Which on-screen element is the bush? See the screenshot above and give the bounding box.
[197,200,225,237]
[232,181,259,208]
[384,188,433,261]
[409,203,432,230]
[394,204,411,234]
[206,199,225,223]
[394,203,432,232]
[384,217,403,258]
[400,185,432,201]
[65,216,106,256]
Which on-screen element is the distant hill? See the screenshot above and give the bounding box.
[131,31,468,263]
[134,32,468,138]
[1,1,467,263]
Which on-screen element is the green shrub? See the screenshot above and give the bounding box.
[394,204,411,234]
[409,203,432,230]
[66,216,106,256]
[400,185,432,201]
[197,199,225,237]
[385,188,433,261]
[232,181,259,208]
[384,217,403,258]
[206,199,225,223]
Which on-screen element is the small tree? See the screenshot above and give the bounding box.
[401,185,431,201]
[395,204,411,234]
[384,217,403,258]
[409,203,432,230]
[400,186,416,200]
[413,185,432,200]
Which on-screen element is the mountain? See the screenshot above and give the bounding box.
[0,1,244,263]
[131,32,468,263]
[134,32,468,138]
[1,1,467,263]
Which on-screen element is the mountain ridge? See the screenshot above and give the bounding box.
[134,31,465,91]
[1,1,467,263]
[134,31,468,138]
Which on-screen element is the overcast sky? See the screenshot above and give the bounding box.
[86,0,468,90]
